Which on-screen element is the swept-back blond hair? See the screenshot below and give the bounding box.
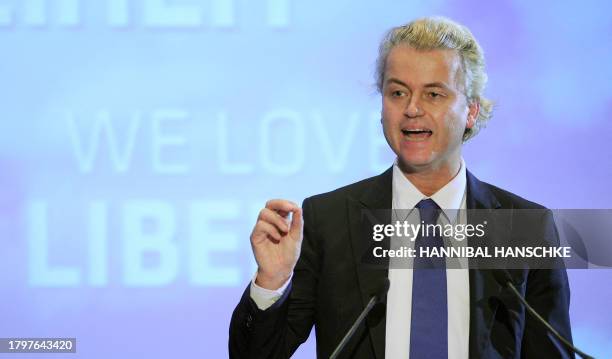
[375,16,493,141]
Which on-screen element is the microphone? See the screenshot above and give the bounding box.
[493,270,594,359]
[329,279,390,359]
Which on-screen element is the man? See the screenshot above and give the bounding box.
[229,17,573,358]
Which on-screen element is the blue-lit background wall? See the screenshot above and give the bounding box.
[0,1,610,358]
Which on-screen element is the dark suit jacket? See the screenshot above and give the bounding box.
[229,168,574,358]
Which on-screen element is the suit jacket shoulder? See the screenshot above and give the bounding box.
[306,169,392,209]
[480,180,546,210]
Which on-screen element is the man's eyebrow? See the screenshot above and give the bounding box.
[424,82,451,90]
[385,78,409,87]
[386,78,451,90]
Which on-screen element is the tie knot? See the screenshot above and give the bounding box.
[416,199,440,225]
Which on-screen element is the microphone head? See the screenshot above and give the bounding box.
[374,278,390,302]
[492,270,513,287]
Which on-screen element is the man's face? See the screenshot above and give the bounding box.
[381,45,478,173]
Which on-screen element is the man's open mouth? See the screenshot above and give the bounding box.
[401,128,433,139]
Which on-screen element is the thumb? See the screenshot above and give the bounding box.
[289,207,303,238]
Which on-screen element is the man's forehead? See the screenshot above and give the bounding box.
[384,45,463,86]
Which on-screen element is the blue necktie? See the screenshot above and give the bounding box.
[409,199,448,358]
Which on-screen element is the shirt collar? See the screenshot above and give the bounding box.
[392,158,467,220]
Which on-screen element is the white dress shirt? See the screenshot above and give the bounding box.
[250,160,470,359]
[387,159,469,359]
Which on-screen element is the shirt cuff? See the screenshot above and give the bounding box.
[249,272,292,310]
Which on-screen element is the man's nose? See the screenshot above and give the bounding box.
[404,96,423,118]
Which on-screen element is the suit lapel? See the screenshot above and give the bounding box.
[347,167,392,359]
[466,170,506,358]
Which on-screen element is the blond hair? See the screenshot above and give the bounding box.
[375,16,493,141]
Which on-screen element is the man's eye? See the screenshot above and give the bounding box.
[429,92,442,98]
[391,90,404,97]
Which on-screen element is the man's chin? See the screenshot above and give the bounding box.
[396,156,435,173]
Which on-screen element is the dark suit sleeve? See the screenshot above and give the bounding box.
[228,198,320,359]
[520,211,574,359]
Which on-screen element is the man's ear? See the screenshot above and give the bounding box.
[466,101,480,129]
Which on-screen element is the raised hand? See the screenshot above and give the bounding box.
[250,199,303,290]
